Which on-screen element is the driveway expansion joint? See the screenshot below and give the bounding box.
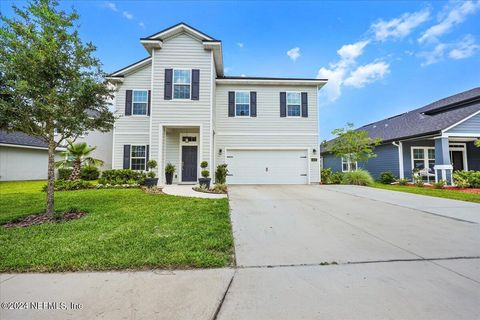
[211,270,236,320]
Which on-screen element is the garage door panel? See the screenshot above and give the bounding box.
[226,149,308,184]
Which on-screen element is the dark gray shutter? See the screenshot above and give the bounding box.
[146,145,150,168]
[250,91,257,117]
[280,92,286,117]
[147,90,151,116]
[164,69,173,100]
[301,92,308,117]
[228,91,235,117]
[191,69,200,100]
[125,90,132,116]
[123,145,131,169]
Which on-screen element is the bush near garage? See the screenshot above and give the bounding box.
[80,166,100,180]
[341,169,374,186]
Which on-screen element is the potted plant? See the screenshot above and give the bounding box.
[145,160,159,187]
[198,161,211,189]
[165,162,176,185]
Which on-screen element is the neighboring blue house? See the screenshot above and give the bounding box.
[321,87,480,185]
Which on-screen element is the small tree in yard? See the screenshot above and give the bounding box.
[55,140,104,180]
[0,0,114,215]
[329,123,382,166]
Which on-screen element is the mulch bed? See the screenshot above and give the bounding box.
[3,211,87,228]
[397,183,480,194]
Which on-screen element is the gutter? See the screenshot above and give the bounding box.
[391,141,404,179]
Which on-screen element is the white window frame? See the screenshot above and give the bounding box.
[130,145,147,171]
[410,146,435,181]
[172,68,192,100]
[286,91,301,118]
[132,89,148,116]
[234,91,250,117]
[341,155,357,172]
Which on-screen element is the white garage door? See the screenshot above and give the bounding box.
[226,149,309,184]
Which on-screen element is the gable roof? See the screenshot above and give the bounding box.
[0,130,48,149]
[322,87,480,149]
[141,22,218,41]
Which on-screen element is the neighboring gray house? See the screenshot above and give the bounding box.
[321,87,480,185]
[107,23,325,184]
[0,130,112,181]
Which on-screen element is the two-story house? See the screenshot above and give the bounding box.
[107,23,326,185]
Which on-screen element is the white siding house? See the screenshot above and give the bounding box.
[107,23,326,185]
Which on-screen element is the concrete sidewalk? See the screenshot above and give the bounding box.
[0,269,234,320]
[323,184,480,223]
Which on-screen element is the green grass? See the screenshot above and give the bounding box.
[372,182,480,204]
[0,181,233,272]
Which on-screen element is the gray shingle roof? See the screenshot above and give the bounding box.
[0,130,48,148]
[346,87,480,143]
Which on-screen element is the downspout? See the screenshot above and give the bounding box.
[392,141,404,179]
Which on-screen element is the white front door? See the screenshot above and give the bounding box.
[226,149,309,184]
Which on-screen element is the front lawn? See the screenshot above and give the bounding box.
[372,182,480,204]
[0,181,233,272]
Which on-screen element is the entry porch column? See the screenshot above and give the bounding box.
[434,137,453,185]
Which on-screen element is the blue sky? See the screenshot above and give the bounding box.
[2,1,480,140]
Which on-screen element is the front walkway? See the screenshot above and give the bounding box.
[162,184,227,199]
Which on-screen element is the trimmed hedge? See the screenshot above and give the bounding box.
[99,169,147,185]
[80,166,100,180]
[453,170,480,188]
[43,179,94,191]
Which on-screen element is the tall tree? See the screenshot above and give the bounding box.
[328,123,382,164]
[0,0,114,215]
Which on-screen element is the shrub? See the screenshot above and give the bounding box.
[200,161,208,169]
[432,180,446,189]
[100,169,146,185]
[147,159,157,170]
[453,170,480,188]
[397,178,409,186]
[320,168,332,184]
[414,175,424,187]
[80,166,100,180]
[201,170,210,178]
[215,164,228,184]
[212,183,227,193]
[379,171,396,184]
[165,163,176,174]
[147,171,156,178]
[58,168,72,180]
[329,172,344,184]
[341,169,374,186]
[43,179,94,191]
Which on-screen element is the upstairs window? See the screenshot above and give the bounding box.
[132,90,148,115]
[235,91,250,116]
[131,145,146,170]
[173,69,191,99]
[287,92,301,117]
[342,155,357,172]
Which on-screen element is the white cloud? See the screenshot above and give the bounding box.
[317,65,347,102]
[418,1,480,43]
[224,67,231,74]
[371,9,430,41]
[240,74,246,77]
[418,43,447,66]
[287,47,301,61]
[316,40,372,102]
[344,61,390,87]
[123,11,133,20]
[237,42,244,48]
[337,40,369,61]
[104,2,118,12]
[449,34,480,59]
[138,21,145,29]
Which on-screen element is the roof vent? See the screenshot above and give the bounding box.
[385,123,389,127]
[373,125,377,128]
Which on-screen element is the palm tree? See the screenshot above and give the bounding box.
[56,140,104,180]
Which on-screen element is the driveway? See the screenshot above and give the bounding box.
[217,185,480,319]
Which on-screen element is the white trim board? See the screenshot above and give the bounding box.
[442,109,480,133]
